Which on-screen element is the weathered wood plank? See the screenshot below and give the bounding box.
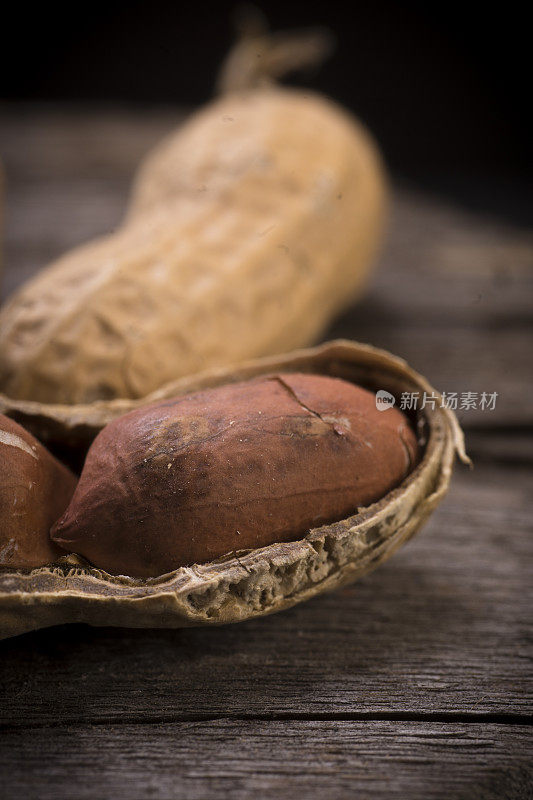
[0,721,531,800]
[1,107,531,425]
[0,461,530,726]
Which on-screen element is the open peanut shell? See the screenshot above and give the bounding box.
[0,339,469,639]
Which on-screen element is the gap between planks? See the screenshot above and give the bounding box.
[1,710,532,733]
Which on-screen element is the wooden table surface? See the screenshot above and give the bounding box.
[0,107,532,800]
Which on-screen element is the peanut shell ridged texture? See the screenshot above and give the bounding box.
[0,414,77,568]
[51,374,417,577]
[0,89,386,404]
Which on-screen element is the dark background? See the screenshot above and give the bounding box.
[1,0,531,218]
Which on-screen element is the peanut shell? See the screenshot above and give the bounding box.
[0,85,386,404]
[0,340,468,640]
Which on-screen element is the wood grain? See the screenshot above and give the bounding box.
[0,722,531,800]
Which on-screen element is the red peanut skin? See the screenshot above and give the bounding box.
[0,414,77,568]
[51,374,419,578]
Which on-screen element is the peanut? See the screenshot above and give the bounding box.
[0,414,77,568]
[51,374,418,577]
